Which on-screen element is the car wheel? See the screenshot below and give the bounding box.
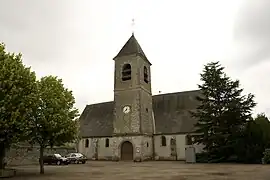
[57,161,61,165]
[82,161,86,164]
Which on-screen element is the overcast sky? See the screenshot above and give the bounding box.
[0,0,269,116]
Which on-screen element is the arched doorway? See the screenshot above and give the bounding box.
[121,141,133,161]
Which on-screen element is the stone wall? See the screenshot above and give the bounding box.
[6,145,76,166]
[113,54,154,135]
[79,135,154,161]
[154,134,204,161]
[79,134,205,162]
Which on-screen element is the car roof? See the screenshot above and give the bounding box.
[46,154,61,156]
[69,153,81,155]
[68,153,83,156]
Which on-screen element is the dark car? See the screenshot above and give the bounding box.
[65,153,87,164]
[40,154,69,165]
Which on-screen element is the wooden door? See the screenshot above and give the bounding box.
[121,141,133,161]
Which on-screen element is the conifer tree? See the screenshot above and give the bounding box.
[191,62,256,161]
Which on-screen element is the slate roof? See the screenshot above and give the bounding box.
[79,101,114,137]
[79,90,201,138]
[113,34,151,65]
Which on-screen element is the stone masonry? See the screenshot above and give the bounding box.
[112,34,154,161]
[6,145,76,166]
[78,34,202,161]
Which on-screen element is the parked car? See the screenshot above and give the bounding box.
[40,154,70,165]
[65,153,87,164]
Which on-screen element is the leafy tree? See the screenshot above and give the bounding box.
[234,119,264,163]
[191,61,256,162]
[0,43,37,169]
[28,76,79,174]
[254,113,270,146]
[235,113,270,163]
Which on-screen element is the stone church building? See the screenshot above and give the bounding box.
[78,34,204,161]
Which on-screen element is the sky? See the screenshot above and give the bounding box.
[0,0,269,116]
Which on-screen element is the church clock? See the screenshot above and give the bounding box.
[123,106,131,114]
[113,33,153,135]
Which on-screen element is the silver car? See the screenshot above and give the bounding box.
[65,153,87,164]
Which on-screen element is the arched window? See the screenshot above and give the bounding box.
[105,138,109,147]
[122,64,131,81]
[85,139,89,148]
[161,136,166,146]
[186,135,192,145]
[144,66,148,83]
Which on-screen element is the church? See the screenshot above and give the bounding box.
[78,33,204,161]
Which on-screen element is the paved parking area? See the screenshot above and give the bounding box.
[10,161,270,180]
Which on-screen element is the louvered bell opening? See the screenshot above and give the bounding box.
[122,69,131,81]
[122,64,131,81]
[144,66,149,83]
[144,73,148,83]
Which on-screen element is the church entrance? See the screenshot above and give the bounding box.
[121,141,133,161]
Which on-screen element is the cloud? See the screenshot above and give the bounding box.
[0,0,116,113]
[0,0,269,116]
[0,0,73,67]
[233,0,270,68]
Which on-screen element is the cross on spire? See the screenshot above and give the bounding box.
[132,18,135,35]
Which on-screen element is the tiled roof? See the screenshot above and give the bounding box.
[79,90,201,137]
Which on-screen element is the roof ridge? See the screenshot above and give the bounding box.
[87,101,113,107]
[153,90,200,97]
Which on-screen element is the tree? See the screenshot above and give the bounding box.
[235,113,270,163]
[234,119,264,163]
[28,76,79,174]
[0,43,37,169]
[253,113,270,147]
[191,61,256,162]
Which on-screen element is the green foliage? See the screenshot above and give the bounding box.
[233,120,265,163]
[195,152,209,163]
[231,113,270,163]
[0,43,37,169]
[254,113,270,147]
[262,149,270,164]
[0,43,79,173]
[196,113,270,164]
[191,61,256,162]
[27,76,79,174]
[28,76,79,147]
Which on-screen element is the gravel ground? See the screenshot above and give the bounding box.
[8,161,270,180]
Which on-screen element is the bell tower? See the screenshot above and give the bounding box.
[113,34,153,135]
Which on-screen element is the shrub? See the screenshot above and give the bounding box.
[262,149,270,164]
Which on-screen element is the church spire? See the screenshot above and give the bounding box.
[113,20,151,65]
[113,34,150,65]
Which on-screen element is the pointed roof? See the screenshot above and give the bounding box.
[113,34,151,65]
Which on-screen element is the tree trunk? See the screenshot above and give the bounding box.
[0,143,6,170]
[39,146,44,174]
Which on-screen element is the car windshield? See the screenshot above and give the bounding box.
[66,153,84,157]
[54,154,62,158]
[75,153,83,157]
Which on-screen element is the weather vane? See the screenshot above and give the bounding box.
[132,18,135,35]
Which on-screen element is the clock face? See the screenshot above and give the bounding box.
[123,106,131,114]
